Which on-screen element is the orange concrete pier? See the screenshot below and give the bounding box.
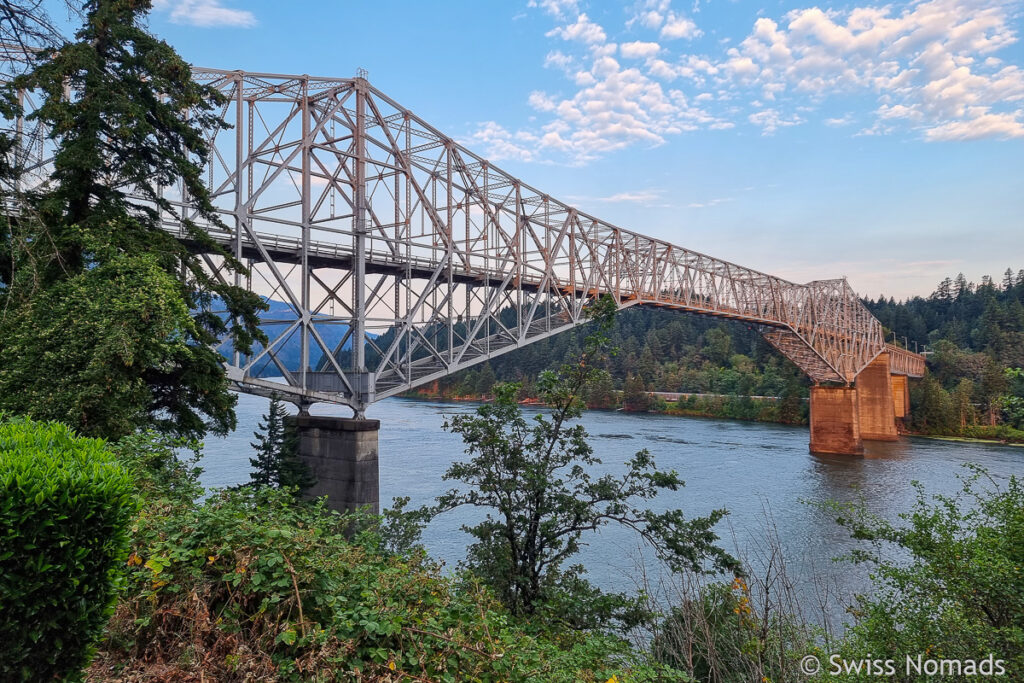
[809,386,864,455]
[809,350,918,455]
[856,352,899,441]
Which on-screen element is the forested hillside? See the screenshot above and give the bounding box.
[864,268,1024,439]
[412,307,813,423]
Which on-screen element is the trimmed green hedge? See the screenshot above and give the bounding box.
[0,417,138,681]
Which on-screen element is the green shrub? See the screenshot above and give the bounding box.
[107,430,203,505]
[830,466,1024,681]
[99,485,685,682]
[0,417,138,681]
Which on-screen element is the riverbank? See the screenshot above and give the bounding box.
[915,427,1024,447]
[401,388,811,426]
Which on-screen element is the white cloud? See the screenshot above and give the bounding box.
[528,0,580,18]
[469,122,540,162]
[480,22,727,165]
[925,111,1024,140]
[824,114,855,126]
[597,190,663,202]
[621,41,663,59]
[627,0,671,30]
[153,0,256,27]
[501,0,1024,165]
[544,50,575,71]
[877,104,923,120]
[661,13,702,40]
[719,0,1024,140]
[547,13,607,45]
[527,53,728,163]
[686,197,734,208]
[748,108,803,134]
[646,58,679,80]
[569,189,667,203]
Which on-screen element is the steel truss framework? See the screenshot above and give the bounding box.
[8,67,925,415]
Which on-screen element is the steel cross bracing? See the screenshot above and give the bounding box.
[6,66,925,416]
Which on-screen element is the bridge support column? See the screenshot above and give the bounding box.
[809,386,864,455]
[891,374,910,426]
[856,352,899,441]
[290,415,380,514]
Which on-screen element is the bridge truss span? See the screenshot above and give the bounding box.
[8,66,924,415]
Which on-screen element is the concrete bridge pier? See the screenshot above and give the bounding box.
[856,352,899,441]
[809,386,864,455]
[891,374,910,431]
[810,352,906,455]
[289,415,380,514]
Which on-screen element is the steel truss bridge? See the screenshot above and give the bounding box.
[10,67,925,416]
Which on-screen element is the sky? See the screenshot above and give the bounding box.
[52,0,1024,299]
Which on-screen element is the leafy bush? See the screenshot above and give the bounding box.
[95,485,687,681]
[107,430,204,505]
[0,417,137,681]
[429,297,737,632]
[830,465,1024,680]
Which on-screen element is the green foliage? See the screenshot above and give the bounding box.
[828,466,1024,680]
[430,297,738,628]
[249,396,315,493]
[107,429,204,505]
[1001,367,1024,429]
[100,481,689,682]
[958,424,1024,444]
[0,417,137,682]
[623,373,651,411]
[866,267,1024,436]
[0,0,265,441]
[0,254,236,440]
[909,374,957,435]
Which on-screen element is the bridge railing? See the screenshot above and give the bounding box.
[887,343,926,378]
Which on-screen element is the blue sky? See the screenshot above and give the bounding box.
[64,0,1024,298]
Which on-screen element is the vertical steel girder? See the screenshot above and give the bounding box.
[6,66,924,415]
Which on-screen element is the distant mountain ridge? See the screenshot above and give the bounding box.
[212,297,373,377]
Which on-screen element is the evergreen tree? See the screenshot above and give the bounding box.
[623,373,651,411]
[954,273,969,299]
[473,363,497,396]
[911,375,956,434]
[0,0,265,439]
[249,396,315,493]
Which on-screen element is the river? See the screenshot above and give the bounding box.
[199,392,1023,630]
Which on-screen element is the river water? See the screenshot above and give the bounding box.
[199,393,1023,629]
